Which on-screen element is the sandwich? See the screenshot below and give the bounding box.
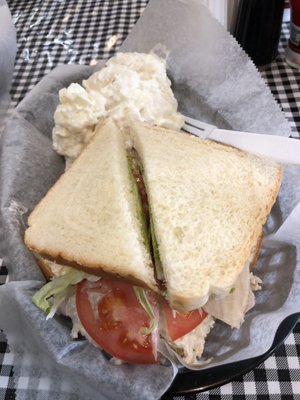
[24,118,282,365]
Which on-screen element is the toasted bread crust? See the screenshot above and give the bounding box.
[249,232,263,271]
[27,246,158,291]
[36,257,55,281]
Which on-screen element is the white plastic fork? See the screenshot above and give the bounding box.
[183,115,300,165]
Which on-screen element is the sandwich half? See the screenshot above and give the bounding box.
[25,119,156,291]
[129,120,282,312]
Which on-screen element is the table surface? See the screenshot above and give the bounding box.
[1,1,300,399]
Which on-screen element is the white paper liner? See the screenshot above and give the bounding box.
[0,0,16,135]
[0,0,299,399]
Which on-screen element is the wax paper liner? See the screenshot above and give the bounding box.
[0,0,16,134]
[1,0,300,399]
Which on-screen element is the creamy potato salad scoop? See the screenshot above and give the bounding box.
[52,52,184,165]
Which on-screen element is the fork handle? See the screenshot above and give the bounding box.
[209,129,300,165]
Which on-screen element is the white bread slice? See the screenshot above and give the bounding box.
[129,121,282,311]
[25,119,157,291]
[36,256,72,280]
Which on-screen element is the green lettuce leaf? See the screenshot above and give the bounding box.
[133,286,158,335]
[32,269,99,314]
[149,212,164,280]
[127,153,150,251]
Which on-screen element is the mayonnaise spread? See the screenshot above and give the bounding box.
[174,315,215,365]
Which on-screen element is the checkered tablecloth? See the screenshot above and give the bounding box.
[1,1,300,399]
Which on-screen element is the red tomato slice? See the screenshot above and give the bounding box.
[161,298,207,341]
[76,278,158,364]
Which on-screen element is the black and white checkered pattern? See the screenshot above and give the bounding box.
[178,326,300,399]
[0,267,15,400]
[1,1,300,399]
[261,22,300,139]
[0,331,15,400]
[8,0,148,105]
[0,264,8,286]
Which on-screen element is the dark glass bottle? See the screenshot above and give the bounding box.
[233,0,285,68]
[286,0,300,69]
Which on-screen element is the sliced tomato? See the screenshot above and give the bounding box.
[161,298,207,341]
[76,278,158,364]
